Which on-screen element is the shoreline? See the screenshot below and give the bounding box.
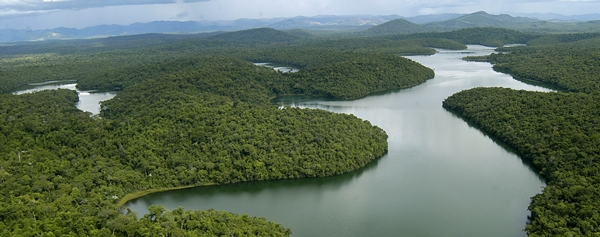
[117,183,217,206]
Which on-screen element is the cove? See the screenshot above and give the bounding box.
[253,62,299,73]
[11,81,117,115]
[124,45,551,237]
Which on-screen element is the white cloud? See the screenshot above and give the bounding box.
[1,0,599,29]
[0,0,210,12]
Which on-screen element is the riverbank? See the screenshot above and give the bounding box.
[117,184,215,206]
[125,46,548,237]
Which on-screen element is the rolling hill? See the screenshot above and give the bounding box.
[421,11,600,33]
[2,12,600,43]
[423,11,540,30]
[363,18,431,35]
[208,28,299,43]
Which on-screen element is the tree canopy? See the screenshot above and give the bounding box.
[0,26,448,236]
[444,34,600,236]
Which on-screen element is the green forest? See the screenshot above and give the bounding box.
[2,25,600,236]
[0,27,445,236]
[444,34,600,236]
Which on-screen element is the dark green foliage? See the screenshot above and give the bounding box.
[208,28,300,43]
[1,28,443,235]
[101,78,389,183]
[526,33,600,46]
[443,34,600,236]
[444,88,600,236]
[76,50,434,101]
[287,53,434,99]
[139,206,292,237]
[406,38,467,50]
[490,36,600,93]
[0,59,389,235]
[443,33,600,236]
[1,31,441,94]
[303,37,465,54]
[1,25,561,236]
[462,55,490,62]
[443,31,600,236]
[423,11,539,30]
[77,56,279,103]
[387,27,537,47]
[285,29,313,38]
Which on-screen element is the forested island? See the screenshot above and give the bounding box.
[2,24,600,236]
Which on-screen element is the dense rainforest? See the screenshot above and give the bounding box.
[0,28,447,94]
[0,27,537,94]
[386,27,537,47]
[490,34,600,93]
[0,27,446,236]
[3,25,599,236]
[444,34,600,236]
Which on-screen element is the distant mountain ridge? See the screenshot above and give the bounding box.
[423,11,540,29]
[0,15,401,43]
[362,11,600,36]
[404,13,465,24]
[268,15,399,29]
[363,19,429,35]
[1,12,600,43]
[514,13,600,22]
[0,19,283,43]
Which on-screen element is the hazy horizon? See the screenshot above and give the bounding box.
[1,0,600,30]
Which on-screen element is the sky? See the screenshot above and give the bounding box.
[1,0,599,30]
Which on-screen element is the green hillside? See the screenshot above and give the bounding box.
[424,11,540,30]
[422,11,600,33]
[491,35,600,93]
[363,18,430,35]
[387,27,536,47]
[0,27,445,236]
[209,28,299,42]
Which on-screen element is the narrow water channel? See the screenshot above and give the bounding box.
[12,81,117,115]
[125,45,550,237]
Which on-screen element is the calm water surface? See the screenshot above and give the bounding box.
[125,45,551,237]
[254,62,299,73]
[12,81,117,115]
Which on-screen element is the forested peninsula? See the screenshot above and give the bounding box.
[0,28,439,236]
[3,25,599,236]
[444,33,600,236]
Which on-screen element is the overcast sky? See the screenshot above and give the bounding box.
[1,0,599,30]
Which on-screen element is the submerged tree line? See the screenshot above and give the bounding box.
[2,26,599,236]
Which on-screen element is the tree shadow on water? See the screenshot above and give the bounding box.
[444,107,545,182]
[130,151,388,210]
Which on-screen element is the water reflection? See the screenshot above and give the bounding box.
[253,62,299,73]
[129,155,384,210]
[126,45,548,237]
[11,81,117,115]
[444,108,544,177]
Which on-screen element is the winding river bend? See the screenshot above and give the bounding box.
[12,81,117,115]
[125,45,551,237]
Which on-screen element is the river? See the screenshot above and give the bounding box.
[132,45,548,236]
[12,81,117,115]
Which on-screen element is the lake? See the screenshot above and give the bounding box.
[253,62,299,73]
[127,45,550,236]
[12,81,117,115]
